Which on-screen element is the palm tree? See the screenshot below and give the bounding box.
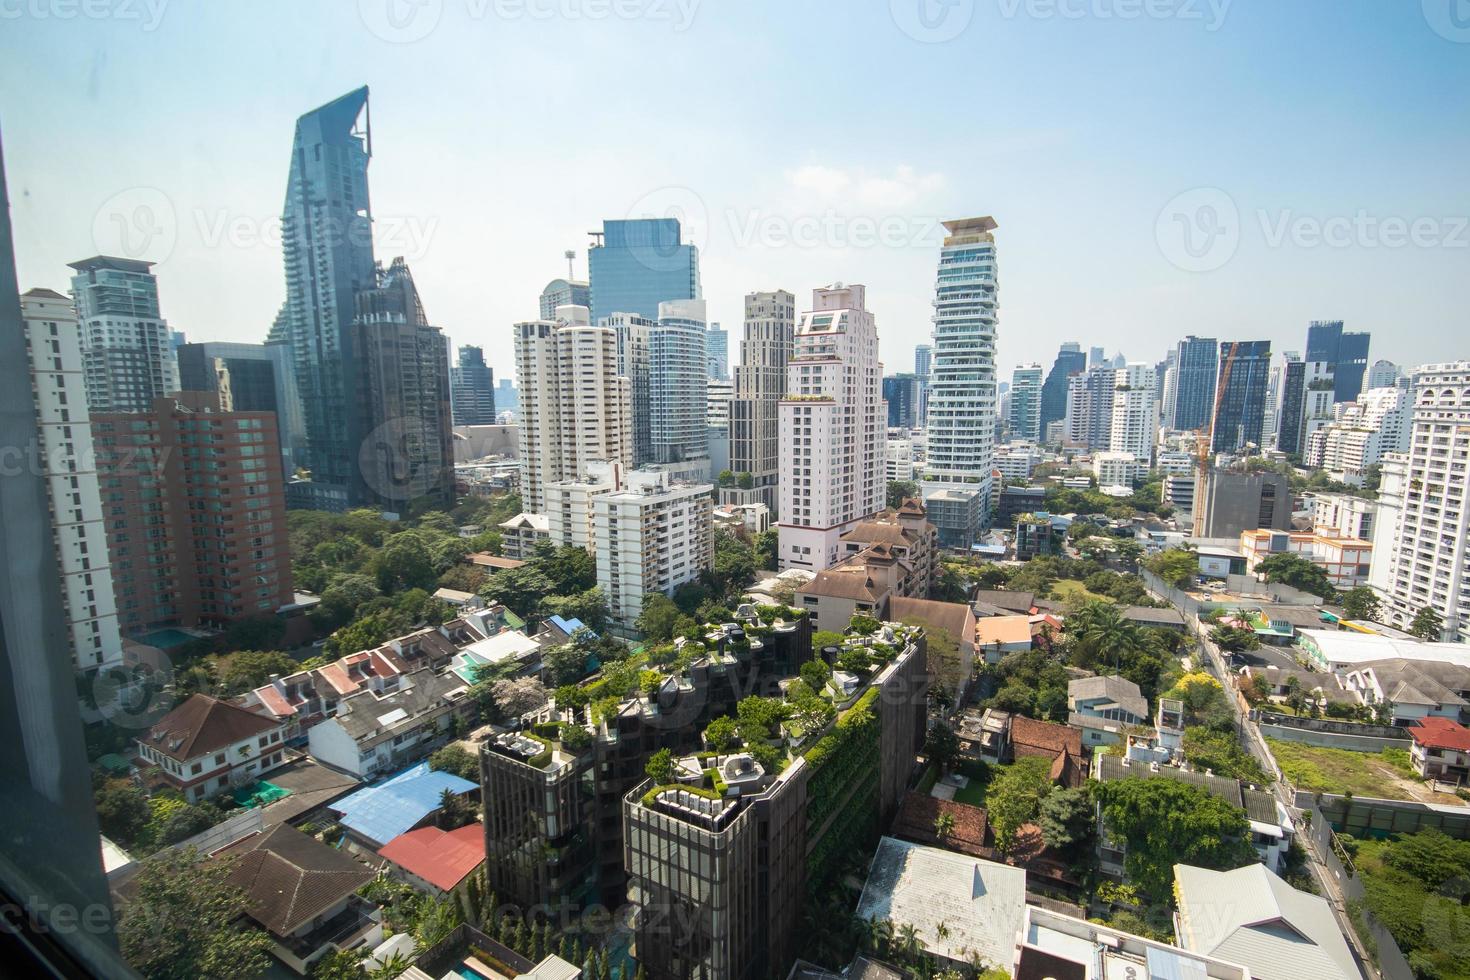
[369,951,413,980]
[896,922,922,964]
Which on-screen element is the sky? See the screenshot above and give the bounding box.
[2,0,1468,386]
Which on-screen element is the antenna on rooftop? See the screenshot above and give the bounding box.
[564,249,576,280]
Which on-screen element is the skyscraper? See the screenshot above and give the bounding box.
[705,320,728,380]
[1039,342,1086,436]
[587,218,700,326]
[913,343,933,425]
[1368,359,1403,390]
[1276,355,1307,455]
[921,217,999,547]
[1374,363,1470,642]
[1305,319,1371,403]
[1109,362,1159,465]
[1169,335,1218,432]
[274,87,377,510]
[883,374,922,430]
[1064,365,1116,448]
[18,288,124,673]
[1008,363,1043,442]
[728,289,795,515]
[1209,340,1272,453]
[354,257,455,511]
[1089,346,1105,368]
[650,299,710,468]
[514,306,632,513]
[67,256,179,413]
[451,345,497,426]
[779,284,885,571]
[539,277,591,320]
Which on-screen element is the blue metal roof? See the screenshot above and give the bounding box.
[549,615,590,637]
[329,762,475,846]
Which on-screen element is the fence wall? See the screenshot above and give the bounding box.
[1302,791,1470,840]
[1253,712,1411,752]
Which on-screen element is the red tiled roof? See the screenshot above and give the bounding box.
[253,685,295,718]
[377,824,485,891]
[316,662,359,695]
[1009,716,1083,762]
[893,793,989,857]
[142,694,280,762]
[1410,716,1470,752]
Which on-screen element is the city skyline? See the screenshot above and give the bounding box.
[3,2,1466,389]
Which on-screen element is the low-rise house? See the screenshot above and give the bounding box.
[136,695,288,802]
[376,823,486,897]
[1068,675,1148,748]
[432,587,483,610]
[498,512,550,559]
[855,837,1026,973]
[222,824,380,975]
[329,761,479,851]
[1342,658,1470,726]
[1013,905,1251,980]
[1407,716,1470,784]
[838,499,938,597]
[466,551,527,573]
[1239,528,1372,590]
[887,596,977,702]
[1119,605,1187,632]
[1009,715,1087,787]
[975,614,1034,663]
[1242,664,1352,709]
[1015,512,1065,559]
[795,545,902,632]
[307,668,474,779]
[1297,628,1470,675]
[1094,752,1292,875]
[971,590,1037,616]
[1173,863,1360,980]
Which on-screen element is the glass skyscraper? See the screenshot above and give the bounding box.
[1040,342,1085,435]
[451,344,497,425]
[1305,319,1371,403]
[1170,335,1219,432]
[921,217,999,545]
[587,218,700,326]
[273,86,377,509]
[1210,340,1272,453]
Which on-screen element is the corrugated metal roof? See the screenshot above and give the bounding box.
[330,762,475,846]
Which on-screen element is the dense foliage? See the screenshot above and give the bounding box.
[1351,829,1470,980]
[1095,778,1256,899]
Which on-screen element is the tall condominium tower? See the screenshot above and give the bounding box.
[705,321,728,380]
[1374,363,1470,642]
[727,289,795,515]
[1169,335,1218,432]
[1209,340,1272,453]
[1305,319,1371,403]
[1008,363,1043,442]
[1089,346,1105,368]
[1064,365,1116,449]
[883,374,922,430]
[651,299,711,467]
[778,284,885,571]
[67,256,179,413]
[1368,359,1403,390]
[921,217,999,547]
[1275,353,1306,454]
[1039,342,1086,436]
[273,87,377,510]
[539,277,591,320]
[18,289,124,673]
[514,305,632,513]
[587,218,700,326]
[176,340,305,469]
[354,257,455,511]
[1109,362,1159,465]
[93,392,293,631]
[451,345,497,426]
[913,343,933,425]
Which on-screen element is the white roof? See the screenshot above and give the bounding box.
[1174,863,1360,980]
[1300,628,1470,670]
[461,630,541,664]
[521,956,581,980]
[855,837,1026,969]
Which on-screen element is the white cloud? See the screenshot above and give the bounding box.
[784,164,946,209]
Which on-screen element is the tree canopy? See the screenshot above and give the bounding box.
[1095,778,1256,899]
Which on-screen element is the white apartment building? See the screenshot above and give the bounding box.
[1092,451,1143,489]
[1109,362,1158,466]
[594,469,714,632]
[544,460,625,552]
[1156,450,1195,475]
[67,256,179,414]
[993,442,1040,481]
[513,305,632,512]
[1299,360,1337,452]
[921,218,999,548]
[1311,492,1377,541]
[1304,385,1410,484]
[1162,472,1196,520]
[1008,363,1043,442]
[1375,363,1470,642]
[886,437,916,482]
[779,283,886,571]
[19,288,124,673]
[706,377,734,429]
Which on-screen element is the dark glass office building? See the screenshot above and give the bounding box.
[883,373,922,429]
[1039,344,1086,433]
[451,344,497,426]
[1171,335,1218,431]
[1276,359,1307,455]
[1210,340,1272,453]
[1305,319,1371,403]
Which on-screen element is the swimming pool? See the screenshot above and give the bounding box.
[134,628,197,649]
[455,964,492,980]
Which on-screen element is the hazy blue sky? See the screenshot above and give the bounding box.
[3,0,1467,384]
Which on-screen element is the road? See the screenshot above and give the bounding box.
[1168,598,1381,980]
